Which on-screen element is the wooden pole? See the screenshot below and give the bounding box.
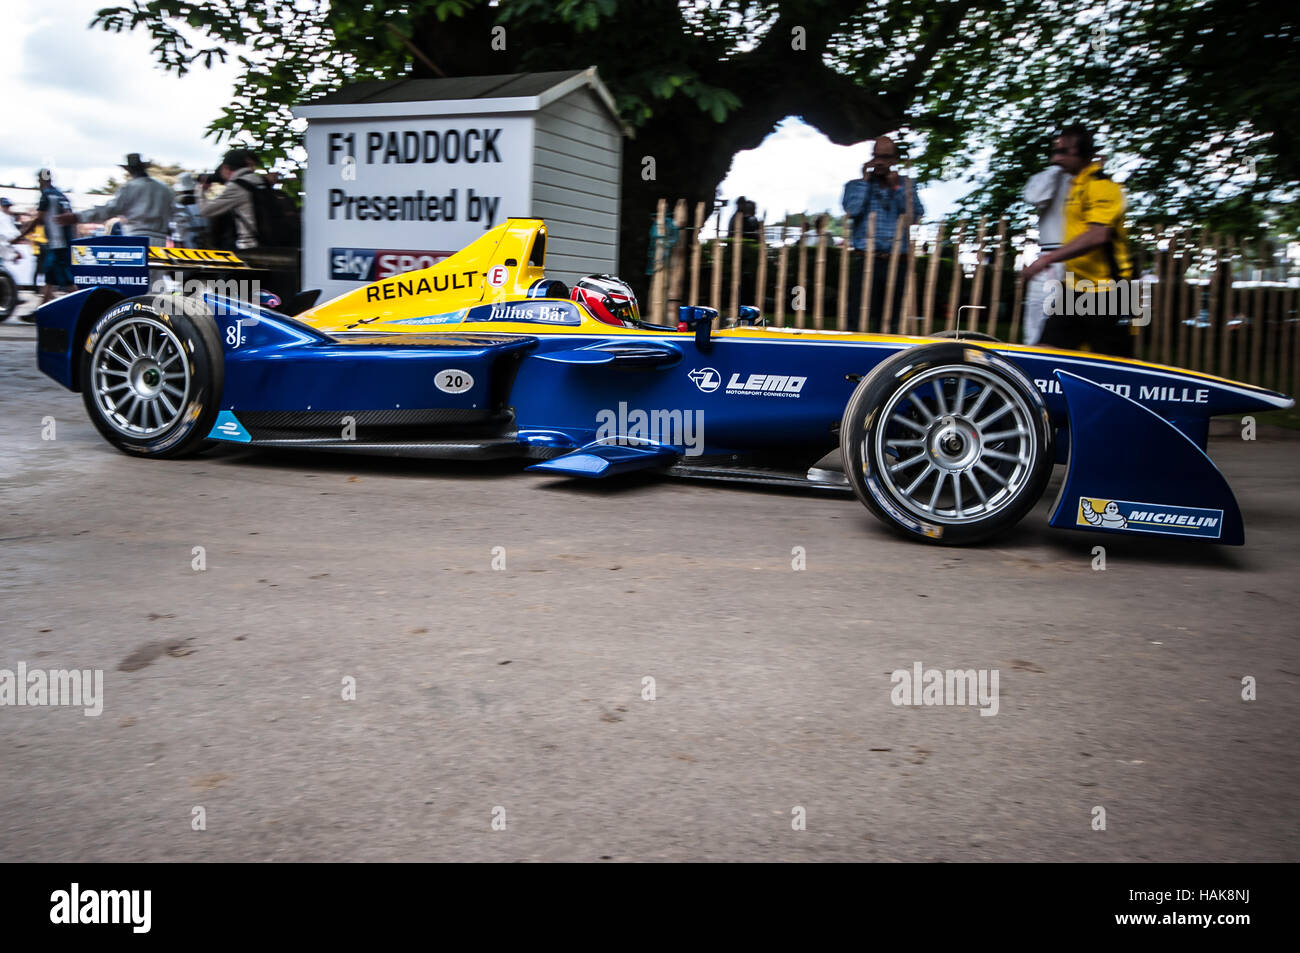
[1217,237,1233,379]
[813,215,828,329]
[688,201,705,310]
[837,215,851,330]
[945,221,965,332]
[1286,286,1298,397]
[1160,232,1176,367]
[1268,284,1284,391]
[1176,245,1192,369]
[1200,234,1221,374]
[710,210,723,314]
[986,217,1008,338]
[860,212,877,332]
[667,199,687,317]
[1249,243,1264,385]
[881,216,905,334]
[650,199,667,323]
[774,219,789,326]
[922,221,944,337]
[753,215,768,321]
[969,216,988,328]
[1009,238,1025,344]
[795,219,809,328]
[729,208,743,320]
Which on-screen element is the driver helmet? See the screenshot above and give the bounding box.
[572,274,640,327]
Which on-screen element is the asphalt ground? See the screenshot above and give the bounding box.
[2,295,1298,862]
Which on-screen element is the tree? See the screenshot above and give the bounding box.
[92,0,1298,281]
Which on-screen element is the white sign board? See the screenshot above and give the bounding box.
[302,115,532,300]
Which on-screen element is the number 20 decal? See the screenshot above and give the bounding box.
[435,369,474,394]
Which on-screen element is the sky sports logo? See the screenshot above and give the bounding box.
[330,247,454,282]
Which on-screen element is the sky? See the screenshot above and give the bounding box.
[1,0,972,219]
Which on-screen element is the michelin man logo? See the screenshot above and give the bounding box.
[1079,498,1127,530]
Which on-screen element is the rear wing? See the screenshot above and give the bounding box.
[69,235,253,292]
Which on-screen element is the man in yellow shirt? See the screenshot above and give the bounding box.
[1021,126,1136,356]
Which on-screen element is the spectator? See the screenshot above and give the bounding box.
[842,136,924,333]
[1021,125,1135,357]
[729,196,762,307]
[0,198,21,320]
[0,197,19,249]
[16,169,76,305]
[1021,157,1071,345]
[198,148,265,251]
[170,173,207,248]
[59,153,176,246]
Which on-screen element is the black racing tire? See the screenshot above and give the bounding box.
[931,328,1001,342]
[0,269,16,320]
[78,295,224,458]
[840,342,1053,544]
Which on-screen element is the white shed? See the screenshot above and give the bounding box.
[294,68,627,300]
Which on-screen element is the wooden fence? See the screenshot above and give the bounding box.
[644,198,1299,397]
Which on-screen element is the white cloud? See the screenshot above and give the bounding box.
[0,0,243,194]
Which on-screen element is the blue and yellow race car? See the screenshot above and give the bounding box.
[33,219,1293,544]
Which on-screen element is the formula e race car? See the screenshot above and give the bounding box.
[32,219,1294,544]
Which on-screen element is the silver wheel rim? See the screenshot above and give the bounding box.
[91,316,191,437]
[870,365,1037,524]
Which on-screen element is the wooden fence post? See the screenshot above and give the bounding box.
[1008,239,1025,344]
[945,221,965,332]
[986,216,1008,338]
[688,201,705,310]
[1218,238,1234,379]
[1249,242,1264,385]
[667,199,687,316]
[969,216,988,329]
[837,215,851,330]
[649,199,667,323]
[922,221,944,337]
[774,219,789,326]
[1176,244,1193,370]
[1170,230,1180,369]
[882,215,905,334]
[754,216,768,320]
[860,212,877,332]
[710,210,723,315]
[813,214,828,329]
[795,219,809,328]
[729,209,743,320]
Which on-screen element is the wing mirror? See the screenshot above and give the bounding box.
[677,305,719,352]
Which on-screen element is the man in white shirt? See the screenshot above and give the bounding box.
[1021,162,1070,345]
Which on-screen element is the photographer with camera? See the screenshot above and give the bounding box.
[842,136,924,333]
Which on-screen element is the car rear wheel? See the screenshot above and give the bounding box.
[840,342,1053,544]
[79,295,223,458]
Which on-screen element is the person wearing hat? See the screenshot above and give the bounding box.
[17,169,77,304]
[56,153,176,247]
